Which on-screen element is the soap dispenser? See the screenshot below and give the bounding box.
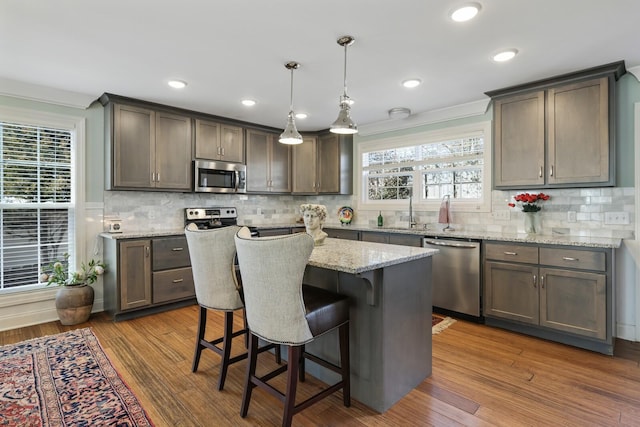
[377,211,383,227]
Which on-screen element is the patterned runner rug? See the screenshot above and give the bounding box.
[0,328,154,426]
[432,314,457,335]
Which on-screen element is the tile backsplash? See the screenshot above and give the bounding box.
[104,187,635,239]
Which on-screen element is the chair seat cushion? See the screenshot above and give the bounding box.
[302,285,349,337]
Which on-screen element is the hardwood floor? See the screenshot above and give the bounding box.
[2,305,640,426]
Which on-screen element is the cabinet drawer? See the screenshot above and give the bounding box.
[325,228,360,240]
[153,267,194,303]
[153,236,191,270]
[540,247,606,272]
[485,243,538,264]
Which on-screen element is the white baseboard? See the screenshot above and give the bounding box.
[0,298,104,332]
[616,322,637,342]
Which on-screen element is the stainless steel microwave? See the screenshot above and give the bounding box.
[193,160,246,193]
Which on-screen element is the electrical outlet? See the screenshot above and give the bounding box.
[493,210,510,221]
[604,211,630,225]
[257,207,262,215]
[567,211,577,222]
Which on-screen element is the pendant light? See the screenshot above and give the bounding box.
[279,61,303,145]
[330,35,358,135]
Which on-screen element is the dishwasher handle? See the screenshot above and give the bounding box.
[423,238,478,249]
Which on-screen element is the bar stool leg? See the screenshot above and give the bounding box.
[217,311,234,390]
[283,346,301,427]
[192,306,207,372]
[240,334,259,418]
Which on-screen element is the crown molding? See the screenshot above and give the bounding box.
[0,78,96,109]
[357,98,490,137]
[628,65,640,82]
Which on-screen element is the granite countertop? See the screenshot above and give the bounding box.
[100,223,623,249]
[308,238,438,274]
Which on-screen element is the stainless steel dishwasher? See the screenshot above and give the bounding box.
[423,236,481,318]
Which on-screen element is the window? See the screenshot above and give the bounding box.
[0,113,78,291]
[359,121,491,211]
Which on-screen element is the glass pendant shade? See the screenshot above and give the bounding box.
[279,61,303,145]
[279,111,303,144]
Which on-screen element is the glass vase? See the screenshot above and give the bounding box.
[524,212,541,234]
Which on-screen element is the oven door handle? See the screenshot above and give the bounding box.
[234,170,240,192]
[423,239,478,249]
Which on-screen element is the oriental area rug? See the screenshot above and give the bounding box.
[0,328,154,426]
[432,314,456,335]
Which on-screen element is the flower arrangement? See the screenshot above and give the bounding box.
[40,253,106,286]
[508,192,550,212]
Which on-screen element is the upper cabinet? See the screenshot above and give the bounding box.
[104,100,192,191]
[487,61,625,189]
[246,129,291,193]
[292,132,353,195]
[194,119,244,163]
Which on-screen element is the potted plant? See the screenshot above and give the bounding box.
[40,253,106,325]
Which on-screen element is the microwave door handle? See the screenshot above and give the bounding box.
[234,170,240,191]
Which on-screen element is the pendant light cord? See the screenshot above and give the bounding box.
[289,66,295,113]
[342,43,348,98]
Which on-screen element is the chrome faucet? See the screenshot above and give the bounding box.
[409,193,417,228]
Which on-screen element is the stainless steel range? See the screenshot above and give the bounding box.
[184,207,238,229]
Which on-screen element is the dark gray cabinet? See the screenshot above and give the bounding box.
[194,119,244,163]
[483,241,613,354]
[488,61,625,189]
[102,235,195,321]
[104,101,192,191]
[246,129,291,193]
[292,133,352,195]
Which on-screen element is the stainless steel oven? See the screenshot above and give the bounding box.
[193,160,246,193]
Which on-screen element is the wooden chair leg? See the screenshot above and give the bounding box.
[191,306,207,372]
[283,345,301,427]
[217,311,234,391]
[298,344,305,382]
[339,322,351,407]
[240,333,259,418]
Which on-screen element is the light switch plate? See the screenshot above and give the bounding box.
[567,211,577,222]
[493,210,510,221]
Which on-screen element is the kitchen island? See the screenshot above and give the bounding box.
[301,238,438,413]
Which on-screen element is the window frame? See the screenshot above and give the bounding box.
[0,105,85,294]
[356,121,492,213]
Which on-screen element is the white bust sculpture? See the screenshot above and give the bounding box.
[300,203,328,246]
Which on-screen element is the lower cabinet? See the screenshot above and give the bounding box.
[483,241,612,353]
[103,235,195,320]
[325,228,360,240]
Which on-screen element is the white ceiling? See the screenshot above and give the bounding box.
[2,0,640,133]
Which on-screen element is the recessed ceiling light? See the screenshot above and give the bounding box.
[450,3,481,22]
[167,80,187,89]
[492,49,518,62]
[402,79,422,88]
[295,112,307,119]
[241,99,256,106]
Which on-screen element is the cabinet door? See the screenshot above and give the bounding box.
[269,135,291,192]
[540,267,606,339]
[493,91,545,188]
[194,119,220,160]
[325,228,360,240]
[113,104,155,188]
[292,136,317,194]
[119,239,152,310]
[155,112,192,190]
[484,261,539,324]
[220,124,244,163]
[361,231,390,244]
[547,77,609,185]
[318,133,340,193]
[246,130,270,192]
[389,233,423,247]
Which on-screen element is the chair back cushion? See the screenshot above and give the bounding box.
[235,227,315,345]
[185,225,243,311]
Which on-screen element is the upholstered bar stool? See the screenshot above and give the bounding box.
[185,224,278,391]
[234,227,350,427]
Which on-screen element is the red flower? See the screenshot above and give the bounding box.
[508,192,550,212]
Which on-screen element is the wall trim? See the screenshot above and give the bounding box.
[0,77,96,109]
[635,102,640,341]
[628,66,640,82]
[357,98,490,136]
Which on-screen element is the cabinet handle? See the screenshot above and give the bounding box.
[145,246,150,257]
[156,173,160,182]
[539,166,543,178]
[172,278,184,283]
[151,172,155,182]
[533,274,537,288]
[172,247,184,251]
[217,146,221,155]
[562,257,579,262]
[541,275,545,289]
[503,251,517,256]
[550,165,554,177]
[221,147,225,156]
